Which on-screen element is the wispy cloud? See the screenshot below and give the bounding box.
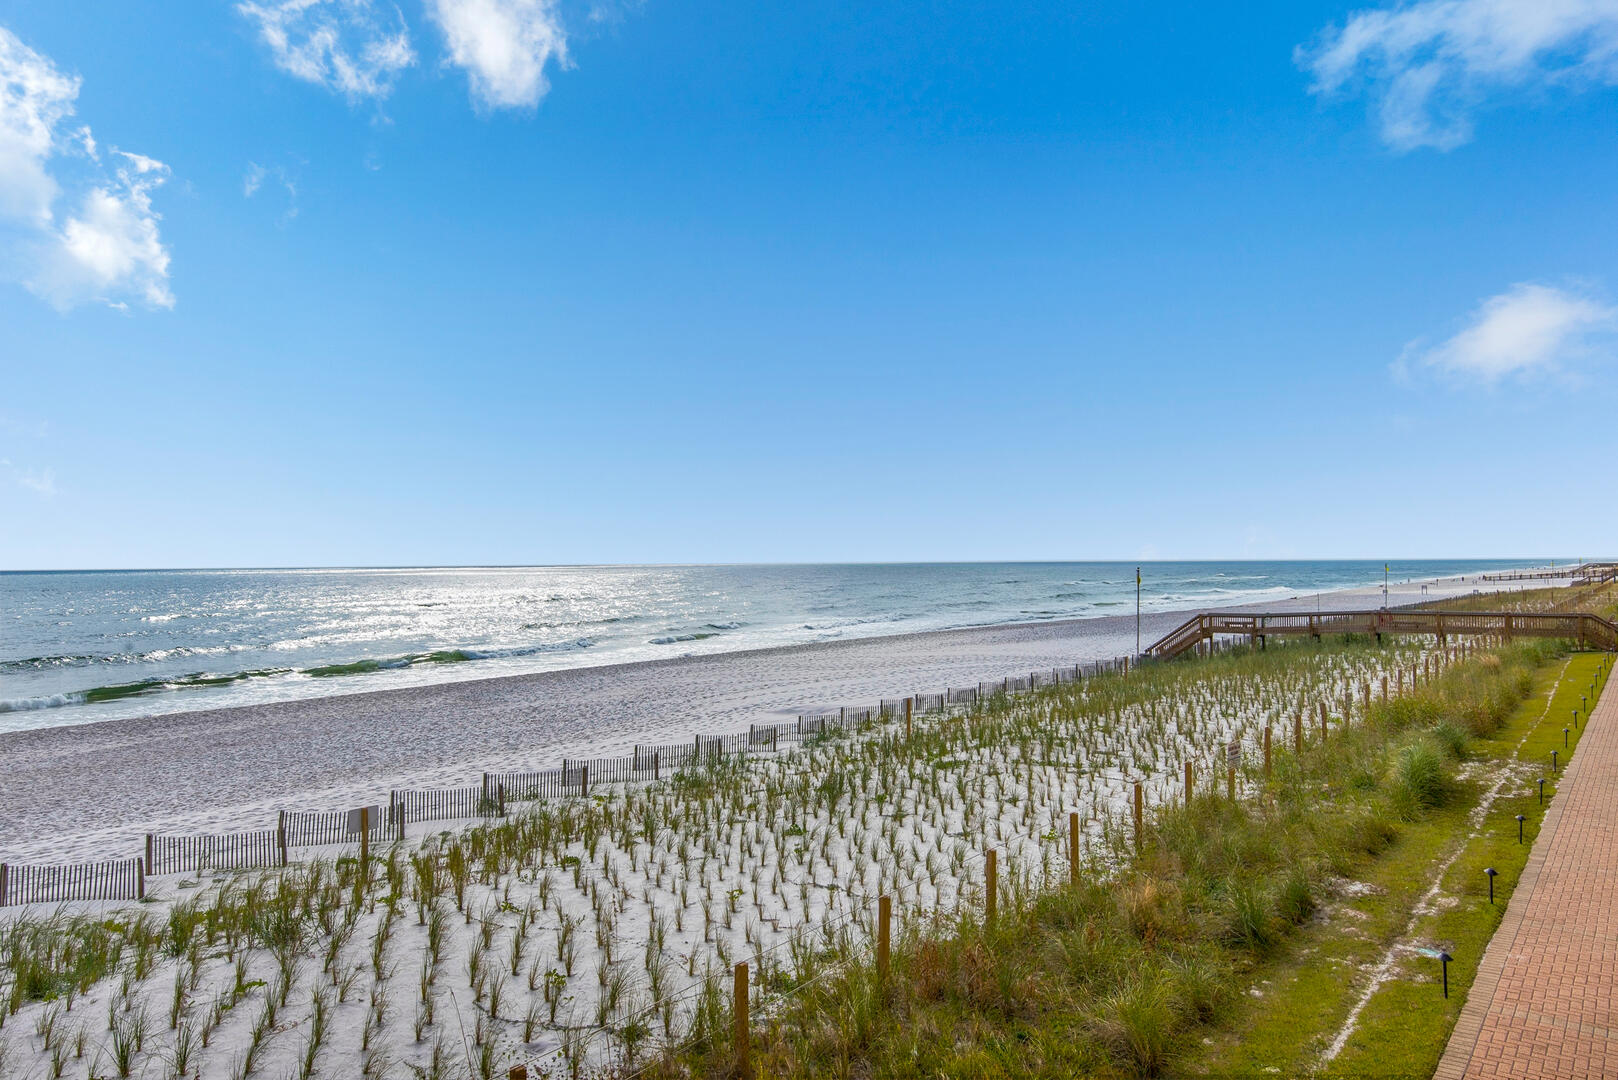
[1404,282,1617,381]
[427,0,569,109]
[1298,0,1618,150]
[0,25,174,310]
[239,0,416,102]
[0,458,56,497]
[17,467,55,496]
[243,160,300,225]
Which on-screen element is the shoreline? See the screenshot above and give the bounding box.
[0,570,1560,863]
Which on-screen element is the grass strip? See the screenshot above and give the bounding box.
[1179,651,1607,1079]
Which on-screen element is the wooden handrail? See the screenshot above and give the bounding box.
[1144,609,1618,660]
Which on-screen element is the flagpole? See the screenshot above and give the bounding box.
[1136,566,1141,655]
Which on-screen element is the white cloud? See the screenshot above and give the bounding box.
[17,467,55,496]
[427,0,569,109]
[1299,0,1618,150]
[1410,283,1617,380]
[0,26,174,310]
[243,160,299,225]
[239,0,416,101]
[0,26,78,227]
[0,457,56,497]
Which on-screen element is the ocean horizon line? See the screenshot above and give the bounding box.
[0,555,1587,575]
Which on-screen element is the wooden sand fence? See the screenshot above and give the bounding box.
[145,829,284,875]
[0,657,1138,907]
[0,858,144,906]
[392,785,498,824]
[278,807,403,848]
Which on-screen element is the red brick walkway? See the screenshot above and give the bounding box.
[1435,662,1618,1080]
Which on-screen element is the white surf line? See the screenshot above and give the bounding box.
[1321,655,1573,1064]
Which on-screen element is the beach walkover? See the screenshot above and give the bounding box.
[1436,661,1618,1080]
[1146,609,1618,660]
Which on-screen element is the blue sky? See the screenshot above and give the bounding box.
[2,0,1616,569]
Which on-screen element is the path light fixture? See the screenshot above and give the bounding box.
[1564,727,1570,749]
[1538,778,1546,805]
[1553,750,1559,772]
[1439,952,1453,998]
[1485,867,1498,903]
[1516,815,1525,844]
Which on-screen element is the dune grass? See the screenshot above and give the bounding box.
[642,639,1586,1079]
[0,635,1586,1080]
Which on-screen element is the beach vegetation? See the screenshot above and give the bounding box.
[0,629,1603,1079]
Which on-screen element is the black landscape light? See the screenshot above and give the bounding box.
[1485,867,1498,903]
[1553,750,1559,771]
[1538,778,1546,804]
[1439,952,1452,998]
[1564,727,1570,748]
[1516,814,1525,843]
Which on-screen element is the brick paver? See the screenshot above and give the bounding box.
[1436,661,1618,1080]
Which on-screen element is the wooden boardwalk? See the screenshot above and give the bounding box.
[1435,659,1618,1080]
[1145,609,1618,661]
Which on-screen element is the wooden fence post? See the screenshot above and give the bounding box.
[1069,811,1080,886]
[144,833,154,877]
[1264,727,1272,778]
[985,849,998,925]
[653,751,660,781]
[905,697,913,740]
[0,863,7,907]
[359,806,370,877]
[1227,761,1235,800]
[734,961,750,1077]
[277,811,289,867]
[1134,782,1144,850]
[137,860,145,900]
[581,764,589,798]
[877,894,891,986]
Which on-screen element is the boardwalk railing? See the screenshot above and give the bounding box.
[1477,562,1618,585]
[1146,609,1618,660]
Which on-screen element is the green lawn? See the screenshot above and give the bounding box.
[1175,652,1609,1079]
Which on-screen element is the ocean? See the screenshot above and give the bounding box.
[0,560,1544,731]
